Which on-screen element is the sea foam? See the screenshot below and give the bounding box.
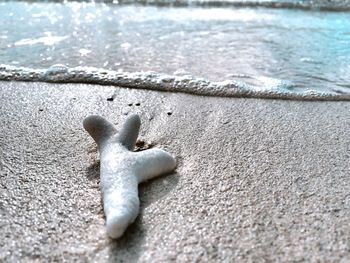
[1,64,349,101]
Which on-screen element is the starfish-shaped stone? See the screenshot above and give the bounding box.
[83,114,176,239]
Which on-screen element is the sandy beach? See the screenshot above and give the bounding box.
[1,81,349,262]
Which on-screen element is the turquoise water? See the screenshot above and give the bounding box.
[1,1,350,99]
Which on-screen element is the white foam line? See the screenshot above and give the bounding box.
[0,64,349,101]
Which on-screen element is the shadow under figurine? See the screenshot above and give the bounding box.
[83,114,176,239]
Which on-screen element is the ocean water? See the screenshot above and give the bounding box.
[1,1,350,100]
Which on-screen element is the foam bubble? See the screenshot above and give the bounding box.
[45,64,69,74]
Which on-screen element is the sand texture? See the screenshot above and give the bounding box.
[0,81,350,262]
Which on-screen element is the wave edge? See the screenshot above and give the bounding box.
[1,64,349,101]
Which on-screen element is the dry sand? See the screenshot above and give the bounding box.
[0,81,350,262]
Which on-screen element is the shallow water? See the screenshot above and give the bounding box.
[1,1,350,99]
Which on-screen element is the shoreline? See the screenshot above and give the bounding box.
[1,65,350,101]
[1,81,349,261]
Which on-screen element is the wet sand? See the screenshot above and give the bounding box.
[1,81,349,262]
